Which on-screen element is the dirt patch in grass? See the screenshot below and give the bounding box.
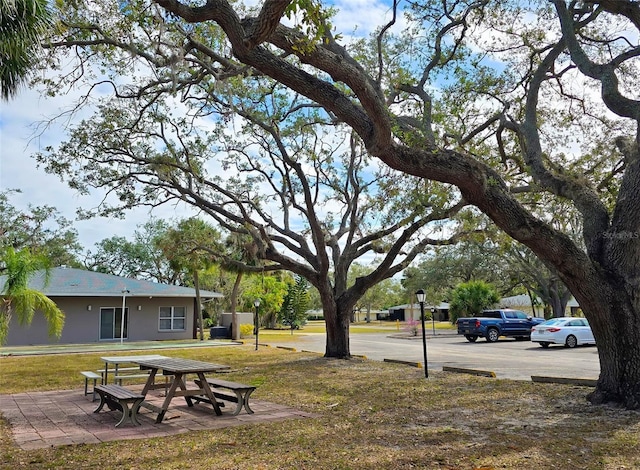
[1,345,639,469]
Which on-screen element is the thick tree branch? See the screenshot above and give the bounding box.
[553,0,640,122]
[243,0,292,49]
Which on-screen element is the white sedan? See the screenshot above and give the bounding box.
[530,317,596,348]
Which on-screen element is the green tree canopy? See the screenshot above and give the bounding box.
[402,233,511,307]
[242,272,291,329]
[279,274,310,332]
[84,219,181,284]
[0,190,81,268]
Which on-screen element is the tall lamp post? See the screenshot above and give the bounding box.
[254,299,261,351]
[431,307,437,335]
[120,289,130,345]
[416,289,429,378]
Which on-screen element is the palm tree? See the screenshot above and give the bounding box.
[0,0,52,100]
[220,231,262,341]
[0,247,64,345]
[156,219,222,341]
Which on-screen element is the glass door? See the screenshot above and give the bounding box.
[99,307,129,340]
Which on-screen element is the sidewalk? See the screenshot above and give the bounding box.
[0,339,237,357]
[0,384,314,450]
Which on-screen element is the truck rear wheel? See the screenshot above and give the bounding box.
[465,335,478,342]
[486,328,500,343]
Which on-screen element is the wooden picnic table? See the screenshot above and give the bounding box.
[136,357,230,423]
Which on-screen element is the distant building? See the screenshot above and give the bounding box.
[498,294,543,317]
[387,303,450,322]
[499,294,582,317]
[351,309,389,322]
[305,309,390,322]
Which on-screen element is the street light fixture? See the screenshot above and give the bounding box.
[254,299,261,351]
[415,289,428,378]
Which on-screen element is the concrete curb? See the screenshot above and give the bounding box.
[383,358,422,368]
[531,376,597,387]
[387,332,458,340]
[443,366,496,377]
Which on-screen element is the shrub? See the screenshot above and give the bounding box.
[404,318,420,336]
[239,324,254,338]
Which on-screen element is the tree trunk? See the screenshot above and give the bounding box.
[582,294,640,408]
[526,290,539,317]
[549,294,564,318]
[323,302,351,358]
[555,257,640,408]
[230,272,243,341]
[193,269,204,341]
[548,279,572,317]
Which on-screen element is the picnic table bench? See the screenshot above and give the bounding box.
[94,384,145,427]
[80,371,102,401]
[193,378,256,416]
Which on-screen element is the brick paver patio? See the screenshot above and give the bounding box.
[0,385,314,450]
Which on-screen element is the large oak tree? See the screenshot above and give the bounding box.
[38,1,472,359]
[35,0,640,407]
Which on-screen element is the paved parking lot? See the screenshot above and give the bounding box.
[268,331,601,381]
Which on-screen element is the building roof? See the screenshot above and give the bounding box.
[499,294,540,307]
[2,267,223,299]
[500,294,580,308]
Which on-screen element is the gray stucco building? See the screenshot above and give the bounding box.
[2,267,223,346]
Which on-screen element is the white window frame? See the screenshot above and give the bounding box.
[159,306,186,331]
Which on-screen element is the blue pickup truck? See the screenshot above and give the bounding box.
[457,309,545,343]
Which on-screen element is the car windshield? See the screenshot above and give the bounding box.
[540,319,563,326]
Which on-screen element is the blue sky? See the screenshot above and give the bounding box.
[0,1,400,251]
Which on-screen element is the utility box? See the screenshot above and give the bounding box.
[209,325,230,339]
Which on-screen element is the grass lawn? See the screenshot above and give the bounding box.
[1,344,639,469]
